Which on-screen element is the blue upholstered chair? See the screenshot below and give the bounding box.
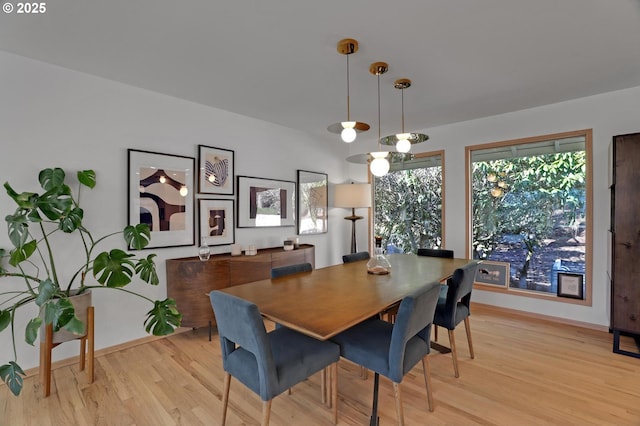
[331,284,442,423]
[209,291,340,426]
[433,261,478,378]
[342,251,370,263]
[271,262,313,279]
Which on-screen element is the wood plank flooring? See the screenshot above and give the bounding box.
[1,304,639,425]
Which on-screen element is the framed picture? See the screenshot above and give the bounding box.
[297,170,328,235]
[557,272,584,299]
[474,261,510,287]
[198,145,234,195]
[198,199,235,246]
[237,176,295,228]
[127,149,195,249]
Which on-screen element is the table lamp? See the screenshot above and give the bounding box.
[334,182,372,253]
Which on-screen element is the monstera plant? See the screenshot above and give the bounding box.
[0,167,182,396]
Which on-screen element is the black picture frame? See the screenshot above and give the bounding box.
[236,176,296,228]
[198,145,234,195]
[127,149,195,249]
[198,198,235,246]
[557,272,585,299]
[297,170,328,235]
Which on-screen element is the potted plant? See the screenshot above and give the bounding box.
[0,167,182,396]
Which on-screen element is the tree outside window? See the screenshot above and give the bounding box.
[373,153,443,254]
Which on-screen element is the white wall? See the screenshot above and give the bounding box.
[403,86,640,328]
[0,51,359,369]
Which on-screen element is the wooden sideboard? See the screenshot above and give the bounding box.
[166,244,315,330]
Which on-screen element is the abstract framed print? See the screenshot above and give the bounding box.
[237,176,295,228]
[127,149,195,249]
[198,145,234,195]
[199,198,235,246]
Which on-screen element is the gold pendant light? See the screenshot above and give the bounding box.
[368,61,391,177]
[380,78,429,153]
[327,39,370,143]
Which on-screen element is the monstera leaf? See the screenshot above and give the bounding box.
[144,299,182,336]
[93,249,135,288]
[0,362,25,397]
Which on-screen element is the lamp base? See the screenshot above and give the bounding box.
[344,214,364,254]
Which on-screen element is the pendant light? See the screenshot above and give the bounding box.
[327,39,370,143]
[380,78,429,153]
[368,62,390,177]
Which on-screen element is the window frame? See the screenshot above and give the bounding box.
[465,129,593,306]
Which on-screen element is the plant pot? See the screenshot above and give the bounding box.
[40,290,92,344]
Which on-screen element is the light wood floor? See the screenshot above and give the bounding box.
[2,304,639,426]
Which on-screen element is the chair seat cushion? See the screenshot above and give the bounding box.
[331,319,429,383]
[225,327,339,399]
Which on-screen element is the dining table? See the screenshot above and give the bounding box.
[219,253,473,425]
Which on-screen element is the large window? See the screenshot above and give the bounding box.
[467,130,592,304]
[374,152,444,254]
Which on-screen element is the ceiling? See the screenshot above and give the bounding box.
[2,0,640,145]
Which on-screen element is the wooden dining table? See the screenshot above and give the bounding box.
[219,253,473,425]
[220,253,472,340]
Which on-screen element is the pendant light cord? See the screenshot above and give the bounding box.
[346,49,351,121]
[401,87,405,133]
[377,71,382,150]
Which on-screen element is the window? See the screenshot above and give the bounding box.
[374,151,444,254]
[466,130,592,304]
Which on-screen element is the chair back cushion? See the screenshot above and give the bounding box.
[388,283,441,381]
[434,261,479,329]
[209,291,278,398]
[342,251,371,263]
[417,248,454,258]
[271,262,313,279]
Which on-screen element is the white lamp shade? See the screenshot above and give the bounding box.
[334,183,372,208]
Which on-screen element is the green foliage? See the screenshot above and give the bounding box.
[374,166,443,253]
[0,167,182,396]
[144,298,182,336]
[0,361,25,397]
[472,151,586,284]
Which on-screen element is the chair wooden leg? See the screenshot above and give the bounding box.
[321,368,327,405]
[448,330,460,378]
[464,317,475,359]
[434,325,438,341]
[331,362,338,424]
[261,400,272,426]
[421,356,434,412]
[221,373,231,426]
[392,382,405,426]
[360,366,368,380]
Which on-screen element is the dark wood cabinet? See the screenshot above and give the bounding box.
[166,244,315,329]
[609,133,640,357]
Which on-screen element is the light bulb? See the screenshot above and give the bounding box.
[208,174,216,183]
[340,122,357,143]
[396,138,411,153]
[370,152,390,177]
[159,175,166,184]
[179,186,188,197]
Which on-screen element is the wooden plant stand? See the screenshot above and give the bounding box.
[39,306,95,397]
